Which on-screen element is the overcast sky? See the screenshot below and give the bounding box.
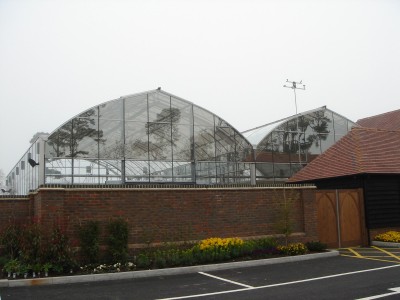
[0,0,399,176]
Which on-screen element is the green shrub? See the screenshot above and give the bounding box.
[305,241,327,252]
[20,222,43,265]
[136,253,151,269]
[153,250,167,268]
[45,224,76,274]
[106,218,129,264]
[78,221,100,264]
[0,223,22,259]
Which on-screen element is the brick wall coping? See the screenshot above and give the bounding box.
[0,195,30,200]
[29,183,316,193]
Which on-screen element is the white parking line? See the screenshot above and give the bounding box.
[355,287,400,300]
[156,264,400,300]
[198,272,254,288]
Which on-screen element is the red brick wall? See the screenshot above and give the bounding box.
[0,196,31,230]
[1,186,319,248]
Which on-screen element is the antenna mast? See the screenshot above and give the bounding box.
[283,79,306,165]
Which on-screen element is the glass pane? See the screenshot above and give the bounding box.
[194,126,215,161]
[172,161,194,182]
[171,97,193,125]
[333,113,348,142]
[79,107,98,119]
[214,116,230,128]
[99,120,123,159]
[125,93,148,122]
[46,121,73,158]
[125,121,148,160]
[173,124,193,161]
[320,133,335,153]
[215,125,235,161]
[274,163,291,178]
[290,163,303,176]
[73,159,100,184]
[125,160,149,182]
[215,162,247,183]
[193,106,214,127]
[196,161,216,184]
[99,99,122,120]
[275,120,289,132]
[98,160,122,184]
[257,133,273,153]
[45,158,73,184]
[149,161,173,182]
[148,92,171,123]
[303,131,322,160]
[73,117,99,158]
[46,133,58,158]
[235,163,252,183]
[256,162,274,179]
[235,139,253,162]
[148,122,172,160]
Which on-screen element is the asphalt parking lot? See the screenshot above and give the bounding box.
[1,248,400,299]
[339,245,400,264]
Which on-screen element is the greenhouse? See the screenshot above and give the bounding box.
[6,89,255,195]
[242,106,358,182]
[5,90,357,195]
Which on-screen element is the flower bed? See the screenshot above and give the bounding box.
[374,231,400,243]
[373,231,400,248]
[1,237,328,280]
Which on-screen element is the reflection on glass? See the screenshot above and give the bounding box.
[254,108,356,180]
[194,126,215,161]
[13,89,260,193]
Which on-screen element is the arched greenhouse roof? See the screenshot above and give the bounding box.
[241,106,358,182]
[242,106,358,148]
[6,89,254,194]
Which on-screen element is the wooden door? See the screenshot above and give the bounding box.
[316,190,366,248]
[316,191,339,248]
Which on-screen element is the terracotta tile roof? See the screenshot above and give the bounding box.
[289,127,400,182]
[357,109,400,130]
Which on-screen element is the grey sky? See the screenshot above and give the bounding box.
[1,0,399,175]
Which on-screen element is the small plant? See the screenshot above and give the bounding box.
[305,241,327,252]
[18,263,29,278]
[374,231,400,243]
[43,263,52,276]
[31,263,42,277]
[106,218,129,264]
[273,189,299,246]
[3,259,20,277]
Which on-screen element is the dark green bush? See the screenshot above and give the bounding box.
[305,241,327,252]
[20,223,43,265]
[78,221,100,264]
[136,253,151,269]
[106,218,129,264]
[0,223,22,259]
[45,224,76,273]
